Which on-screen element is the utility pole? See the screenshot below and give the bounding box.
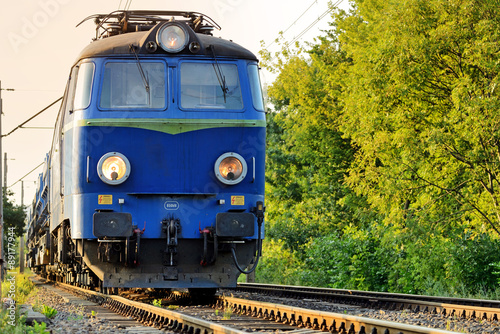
[0,80,4,287]
[4,153,7,194]
[20,181,24,273]
[0,87,58,282]
[0,82,15,286]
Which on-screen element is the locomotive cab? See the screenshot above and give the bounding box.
[27,11,266,291]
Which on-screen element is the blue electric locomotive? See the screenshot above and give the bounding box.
[26,10,266,292]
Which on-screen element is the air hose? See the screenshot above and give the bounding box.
[231,201,264,274]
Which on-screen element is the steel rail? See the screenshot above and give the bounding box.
[220,296,462,334]
[46,279,463,333]
[236,283,500,321]
[55,282,247,334]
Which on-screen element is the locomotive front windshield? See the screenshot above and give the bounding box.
[180,62,243,110]
[73,62,95,110]
[100,62,166,109]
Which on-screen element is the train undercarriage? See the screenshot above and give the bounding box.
[28,220,259,294]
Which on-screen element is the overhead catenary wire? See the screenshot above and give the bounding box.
[4,96,62,192]
[285,2,339,47]
[2,89,60,92]
[9,162,44,188]
[18,127,54,130]
[261,0,343,67]
[265,0,344,52]
[265,0,320,50]
[2,97,62,138]
[123,0,133,11]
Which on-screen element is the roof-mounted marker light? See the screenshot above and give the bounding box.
[189,41,201,53]
[145,41,158,53]
[157,23,189,53]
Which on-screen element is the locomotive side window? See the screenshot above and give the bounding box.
[100,62,166,109]
[73,62,95,111]
[248,64,265,111]
[180,62,243,110]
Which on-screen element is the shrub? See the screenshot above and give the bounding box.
[446,233,500,294]
[301,226,393,291]
[255,239,303,285]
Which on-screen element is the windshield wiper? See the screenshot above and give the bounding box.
[129,44,150,93]
[210,45,228,103]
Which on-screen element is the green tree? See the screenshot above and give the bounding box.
[336,0,500,235]
[259,0,500,294]
[3,190,25,238]
[262,32,371,253]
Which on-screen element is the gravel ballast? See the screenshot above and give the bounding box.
[22,283,500,333]
[226,290,500,334]
[25,286,166,333]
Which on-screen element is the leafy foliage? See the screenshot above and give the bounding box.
[255,239,303,285]
[0,271,42,334]
[262,32,372,253]
[39,305,57,319]
[3,190,26,238]
[26,321,50,334]
[337,0,500,233]
[447,233,500,293]
[0,309,28,334]
[257,0,500,296]
[301,226,394,291]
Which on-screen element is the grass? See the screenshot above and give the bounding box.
[421,279,500,301]
[0,268,50,333]
[39,305,57,319]
[26,321,50,334]
[216,306,233,320]
[1,269,37,302]
[223,308,233,320]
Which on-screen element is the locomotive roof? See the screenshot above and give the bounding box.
[76,31,257,63]
[75,10,257,63]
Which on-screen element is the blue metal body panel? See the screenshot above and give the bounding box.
[27,14,267,288]
[59,57,266,241]
[63,125,265,239]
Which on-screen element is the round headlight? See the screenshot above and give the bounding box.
[97,152,131,185]
[214,152,247,185]
[157,23,188,53]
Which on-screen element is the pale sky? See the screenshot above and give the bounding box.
[0,0,347,206]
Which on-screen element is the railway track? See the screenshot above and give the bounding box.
[236,283,500,322]
[217,296,461,334]
[30,277,462,333]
